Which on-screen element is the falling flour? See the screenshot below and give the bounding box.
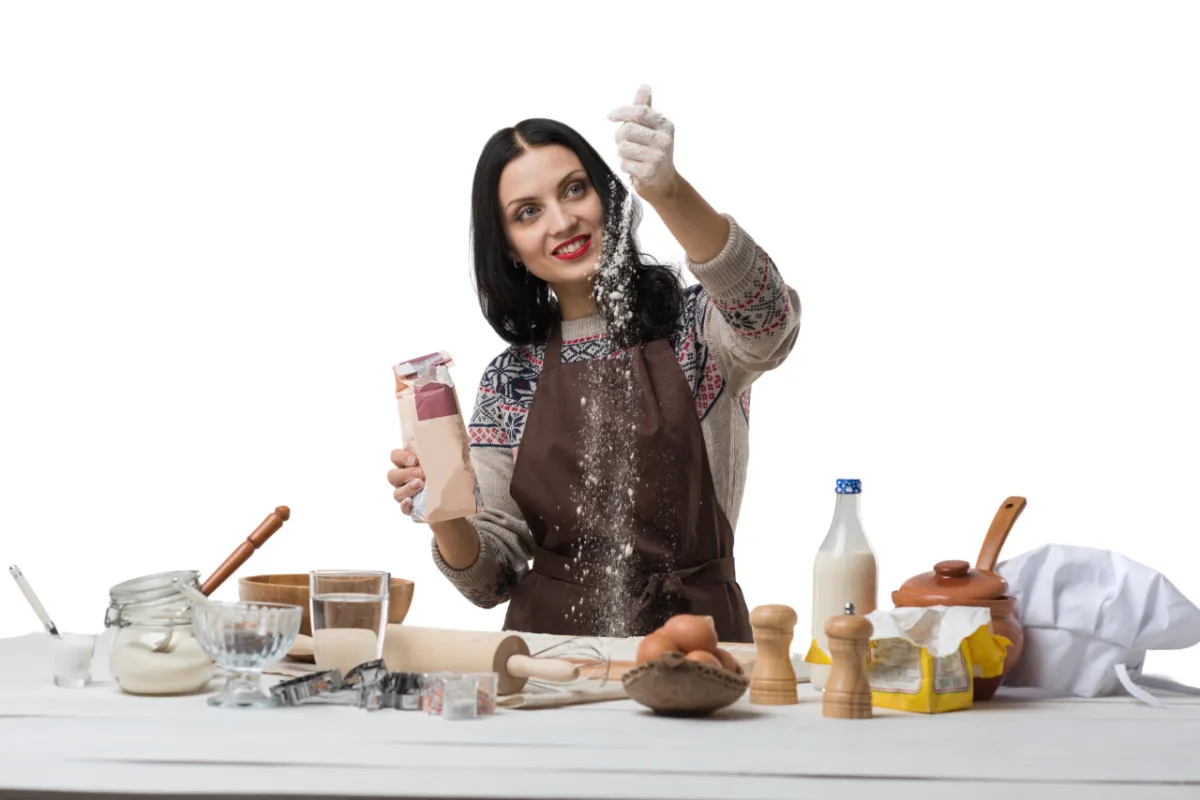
[592,180,636,339]
[561,179,654,638]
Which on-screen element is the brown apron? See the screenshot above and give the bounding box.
[502,324,753,643]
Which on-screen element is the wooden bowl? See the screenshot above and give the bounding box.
[237,574,414,637]
[621,652,749,717]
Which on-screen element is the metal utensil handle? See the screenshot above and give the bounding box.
[8,566,59,637]
[506,655,580,683]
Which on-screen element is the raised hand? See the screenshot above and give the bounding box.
[608,85,677,202]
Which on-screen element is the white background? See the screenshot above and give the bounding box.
[2,2,1198,684]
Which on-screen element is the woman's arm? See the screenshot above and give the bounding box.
[643,173,730,264]
[425,362,534,609]
[683,214,800,397]
[428,447,534,609]
[430,518,479,569]
[610,87,800,396]
[642,166,799,400]
[429,502,532,610]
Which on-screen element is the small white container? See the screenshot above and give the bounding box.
[52,633,97,688]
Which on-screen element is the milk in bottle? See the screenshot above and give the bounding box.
[808,478,878,691]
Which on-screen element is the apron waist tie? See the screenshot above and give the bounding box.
[529,545,736,616]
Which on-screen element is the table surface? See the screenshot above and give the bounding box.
[2,632,1199,800]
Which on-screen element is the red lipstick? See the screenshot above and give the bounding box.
[552,235,592,261]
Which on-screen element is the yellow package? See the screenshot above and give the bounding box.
[865,606,1011,714]
[804,639,831,665]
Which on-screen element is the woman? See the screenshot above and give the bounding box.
[387,86,800,643]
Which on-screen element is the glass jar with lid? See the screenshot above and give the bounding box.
[104,570,215,695]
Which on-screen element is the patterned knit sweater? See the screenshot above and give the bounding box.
[430,213,801,608]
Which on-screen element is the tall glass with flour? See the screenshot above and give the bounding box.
[808,478,878,691]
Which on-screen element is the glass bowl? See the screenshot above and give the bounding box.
[191,600,302,708]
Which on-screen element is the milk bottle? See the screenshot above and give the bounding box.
[808,478,878,691]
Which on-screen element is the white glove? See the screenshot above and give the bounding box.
[607,85,677,199]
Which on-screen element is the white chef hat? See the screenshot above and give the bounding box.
[996,544,1200,705]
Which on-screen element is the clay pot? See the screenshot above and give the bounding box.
[891,496,1026,701]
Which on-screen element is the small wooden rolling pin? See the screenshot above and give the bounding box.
[201,506,290,596]
[381,625,580,695]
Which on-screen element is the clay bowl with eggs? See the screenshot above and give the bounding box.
[238,574,414,661]
[621,614,750,717]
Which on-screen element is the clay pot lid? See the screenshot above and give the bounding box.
[894,496,1027,607]
[893,559,1009,605]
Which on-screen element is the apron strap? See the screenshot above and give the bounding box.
[529,545,736,615]
[543,324,564,372]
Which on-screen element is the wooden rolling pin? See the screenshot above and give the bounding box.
[381,625,580,695]
[201,506,290,596]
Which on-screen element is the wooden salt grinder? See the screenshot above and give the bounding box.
[749,604,798,705]
[822,602,874,719]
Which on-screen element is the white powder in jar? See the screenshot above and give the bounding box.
[109,629,215,696]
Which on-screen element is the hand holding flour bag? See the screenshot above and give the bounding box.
[997,543,1200,705]
[393,352,481,523]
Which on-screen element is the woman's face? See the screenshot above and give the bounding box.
[498,144,604,289]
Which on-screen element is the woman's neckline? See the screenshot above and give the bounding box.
[559,313,608,342]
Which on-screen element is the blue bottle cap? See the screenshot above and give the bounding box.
[835,479,862,494]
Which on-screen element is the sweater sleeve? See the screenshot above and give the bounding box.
[427,365,533,609]
[686,214,800,398]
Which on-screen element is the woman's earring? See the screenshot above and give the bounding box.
[512,259,524,270]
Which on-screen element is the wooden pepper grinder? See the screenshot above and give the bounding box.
[822,601,874,719]
[749,604,798,705]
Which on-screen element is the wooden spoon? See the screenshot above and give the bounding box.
[976,496,1027,576]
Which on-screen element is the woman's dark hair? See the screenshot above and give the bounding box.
[470,118,683,348]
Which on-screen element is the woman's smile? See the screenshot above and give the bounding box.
[552,235,592,260]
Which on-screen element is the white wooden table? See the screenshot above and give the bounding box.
[2,632,1197,799]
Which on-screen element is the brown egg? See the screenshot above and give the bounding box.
[713,647,741,674]
[636,631,681,663]
[661,614,718,654]
[685,650,722,668]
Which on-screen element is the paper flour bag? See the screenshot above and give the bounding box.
[866,606,1011,714]
[393,351,481,523]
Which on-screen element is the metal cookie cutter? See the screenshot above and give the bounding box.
[270,670,344,707]
[343,659,389,689]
